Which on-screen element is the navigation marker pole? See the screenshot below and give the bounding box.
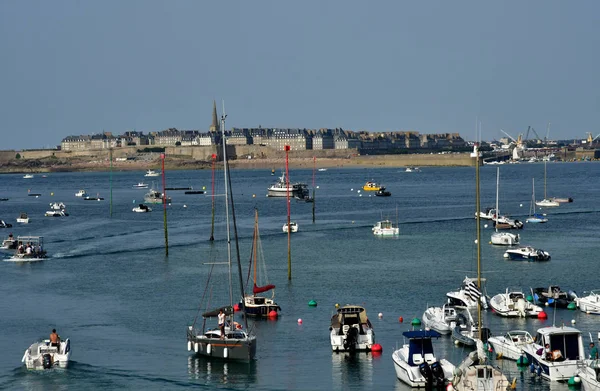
[161,152,169,256]
[109,148,113,218]
[286,145,292,280]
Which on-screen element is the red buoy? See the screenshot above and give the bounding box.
[233,303,240,312]
[268,310,278,318]
[371,343,383,352]
[398,316,404,323]
[538,311,547,319]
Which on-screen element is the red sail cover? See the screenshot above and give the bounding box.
[253,283,275,295]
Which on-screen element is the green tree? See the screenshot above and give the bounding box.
[15,153,21,159]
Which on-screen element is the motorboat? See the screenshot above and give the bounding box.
[1,234,17,250]
[576,290,600,314]
[0,219,13,228]
[533,285,577,308]
[45,202,69,217]
[144,189,171,204]
[494,215,524,229]
[449,340,510,391]
[490,168,520,246]
[84,194,104,201]
[536,198,560,207]
[132,204,152,213]
[329,305,376,352]
[446,277,488,310]
[487,330,534,361]
[405,167,420,172]
[522,326,585,381]
[422,304,457,335]
[145,169,160,177]
[7,236,47,262]
[372,219,399,236]
[282,222,298,233]
[22,338,71,369]
[489,288,543,317]
[374,187,391,196]
[23,174,34,179]
[476,207,497,220]
[363,181,382,191]
[16,212,29,224]
[552,197,573,203]
[267,172,309,198]
[318,168,327,172]
[392,329,455,388]
[133,182,149,189]
[75,189,88,197]
[577,360,600,390]
[503,246,550,261]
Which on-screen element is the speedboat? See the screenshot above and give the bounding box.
[145,169,160,177]
[422,304,457,335]
[16,212,29,224]
[282,222,298,233]
[22,338,71,369]
[375,187,391,196]
[133,182,149,189]
[446,277,488,310]
[74,189,88,197]
[363,181,382,191]
[372,219,399,236]
[267,172,309,198]
[487,330,534,361]
[577,360,600,390]
[132,204,152,213]
[392,330,455,388]
[7,236,47,262]
[330,305,375,352]
[1,234,17,250]
[45,202,68,217]
[144,189,171,204]
[489,288,543,317]
[0,219,13,228]
[533,285,577,308]
[536,198,560,207]
[490,232,519,246]
[576,290,600,314]
[476,207,497,220]
[522,326,585,381]
[504,246,550,261]
[23,174,34,179]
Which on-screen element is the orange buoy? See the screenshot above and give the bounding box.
[538,311,547,319]
[371,344,383,352]
[233,303,240,312]
[398,316,404,323]
[268,310,278,318]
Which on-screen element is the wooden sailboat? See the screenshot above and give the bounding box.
[535,160,559,207]
[186,106,257,361]
[241,209,281,317]
[526,178,548,223]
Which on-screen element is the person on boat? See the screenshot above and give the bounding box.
[50,329,60,347]
[590,342,598,360]
[218,310,225,339]
[544,343,552,360]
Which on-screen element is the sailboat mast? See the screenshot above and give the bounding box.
[544,160,548,199]
[286,145,292,280]
[210,153,216,241]
[495,167,499,233]
[474,143,483,341]
[253,210,258,286]
[220,105,234,313]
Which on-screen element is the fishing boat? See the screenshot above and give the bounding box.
[240,209,281,318]
[75,189,88,197]
[45,202,69,217]
[1,233,17,250]
[267,172,309,198]
[490,168,519,245]
[23,174,34,179]
[392,330,455,388]
[446,277,488,310]
[576,290,600,314]
[282,222,298,233]
[0,219,13,228]
[504,246,550,261]
[526,178,548,223]
[535,160,560,207]
[329,305,376,352]
[144,169,160,177]
[372,219,399,236]
[133,182,149,189]
[186,106,256,362]
[7,236,47,262]
[132,204,152,213]
[22,338,71,369]
[489,288,543,317]
[144,189,171,204]
[487,330,534,361]
[422,304,457,335]
[16,212,29,224]
[532,285,577,308]
[522,326,585,381]
[363,181,382,191]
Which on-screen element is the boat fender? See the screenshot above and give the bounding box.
[536,365,542,377]
[223,347,228,359]
[194,342,199,353]
[42,353,53,369]
[187,341,192,352]
[206,344,211,355]
[529,363,535,373]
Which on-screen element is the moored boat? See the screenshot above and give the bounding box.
[330,305,375,352]
[363,181,382,191]
[489,288,543,317]
[0,219,13,228]
[282,222,298,233]
[372,219,399,236]
[144,189,171,204]
[533,285,577,308]
[132,204,152,213]
[267,172,309,198]
[487,330,534,361]
[422,304,457,335]
[75,189,88,197]
[45,202,68,217]
[145,169,160,177]
[375,187,391,196]
[577,360,600,390]
[22,338,71,370]
[490,168,520,245]
[576,290,600,314]
[16,212,29,224]
[133,182,149,189]
[504,246,550,261]
[23,174,34,179]
[446,277,488,310]
[1,233,17,250]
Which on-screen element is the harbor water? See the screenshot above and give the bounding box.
[0,162,599,390]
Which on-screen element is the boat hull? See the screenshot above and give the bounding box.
[187,330,256,362]
[22,339,71,370]
[523,347,579,381]
[241,296,281,317]
[330,330,375,352]
[392,351,453,388]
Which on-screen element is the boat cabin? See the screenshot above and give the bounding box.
[330,305,372,336]
[534,326,584,362]
[402,330,441,366]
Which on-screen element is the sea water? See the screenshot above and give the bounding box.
[0,162,599,390]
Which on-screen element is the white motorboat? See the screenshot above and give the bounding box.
[526,178,548,223]
[7,236,47,262]
[405,166,420,172]
[133,182,149,189]
[1,234,17,250]
[16,212,29,224]
[577,360,600,390]
[487,330,534,361]
[282,222,298,233]
[132,204,152,213]
[504,246,550,261]
[522,326,585,381]
[576,290,600,314]
[446,277,488,310]
[490,168,519,245]
[330,305,376,352]
[318,168,327,172]
[489,288,543,317]
[145,169,160,177]
[22,338,71,370]
[422,304,457,335]
[372,219,399,236]
[74,189,88,197]
[392,330,455,388]
[144,189,171,204]
[45,202,68,217]
[476,207,497,220]
[23,174,34,179]
[267,172,309,198]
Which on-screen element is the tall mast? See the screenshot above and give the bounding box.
[495,167,499,233]
[544,160,548,199]
[220,103,233,311]
[474,142,482,342]
[253,209,258,287]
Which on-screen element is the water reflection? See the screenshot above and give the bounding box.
[187,355,256,386]
[331,352,374,389]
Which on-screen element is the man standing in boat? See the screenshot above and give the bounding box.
[50,329,60,347]
[218,310,225,339]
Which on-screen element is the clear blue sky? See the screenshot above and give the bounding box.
[1,0,598,150]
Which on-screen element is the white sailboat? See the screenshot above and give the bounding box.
[535,160,559,207]
[490,167,519,245]
[526,178,548,223]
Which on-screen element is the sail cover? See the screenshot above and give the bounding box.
[253,283,275,295]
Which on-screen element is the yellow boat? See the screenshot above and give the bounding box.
[363,181,382,191]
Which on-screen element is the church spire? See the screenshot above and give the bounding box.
[209,100,220,132]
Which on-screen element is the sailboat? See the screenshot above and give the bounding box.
[449,143,511,391]
[526,178,548,223]
[490,168,519,245]
[240,209,281,317]
[535,160,559,207]
[186,106,257,361]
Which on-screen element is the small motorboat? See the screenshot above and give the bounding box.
[490,231,519,246]
[372,219,399,236]
[487,330,534,361]
[16,212,29,224]
[489,288,543,317]
[144,169,160,177]
[363,181,382,191]
[329,305,376,352]
[74,189,88,197]
[0,219,13,228]
[45,202,68,217]
[132,204,152,213]
[22,338,71,370]
[422,304,457,335]
[494,216,524,229]
[392,330,455,388]
[476,207,497,220]
[375,187,391,197]
[144,189,171,204]
[576,289,600,314]
[1,234,17,250]
[84,194,104,201]
[318,168,327,172]
[504,246,550,261]
[532,285,577,308]
[405,167,420,172]
[536,198,560,207]
[23,174,34,179]
[133,182,149,189]
[282,222,298,233]
[7,236,47,262]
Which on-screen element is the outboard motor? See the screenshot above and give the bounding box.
[343,327,359,353]
[419,362,433,385]
[430,361,446,386]
[568,290,578,301]
[42,353,52,369]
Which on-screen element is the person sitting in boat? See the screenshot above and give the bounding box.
[218,309,225,339]
[25,243,32,255]
[17,243,24,254]
[544,344,552,360]
[50,329,60,347]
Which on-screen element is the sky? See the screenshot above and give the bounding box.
[0,0,599,150]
